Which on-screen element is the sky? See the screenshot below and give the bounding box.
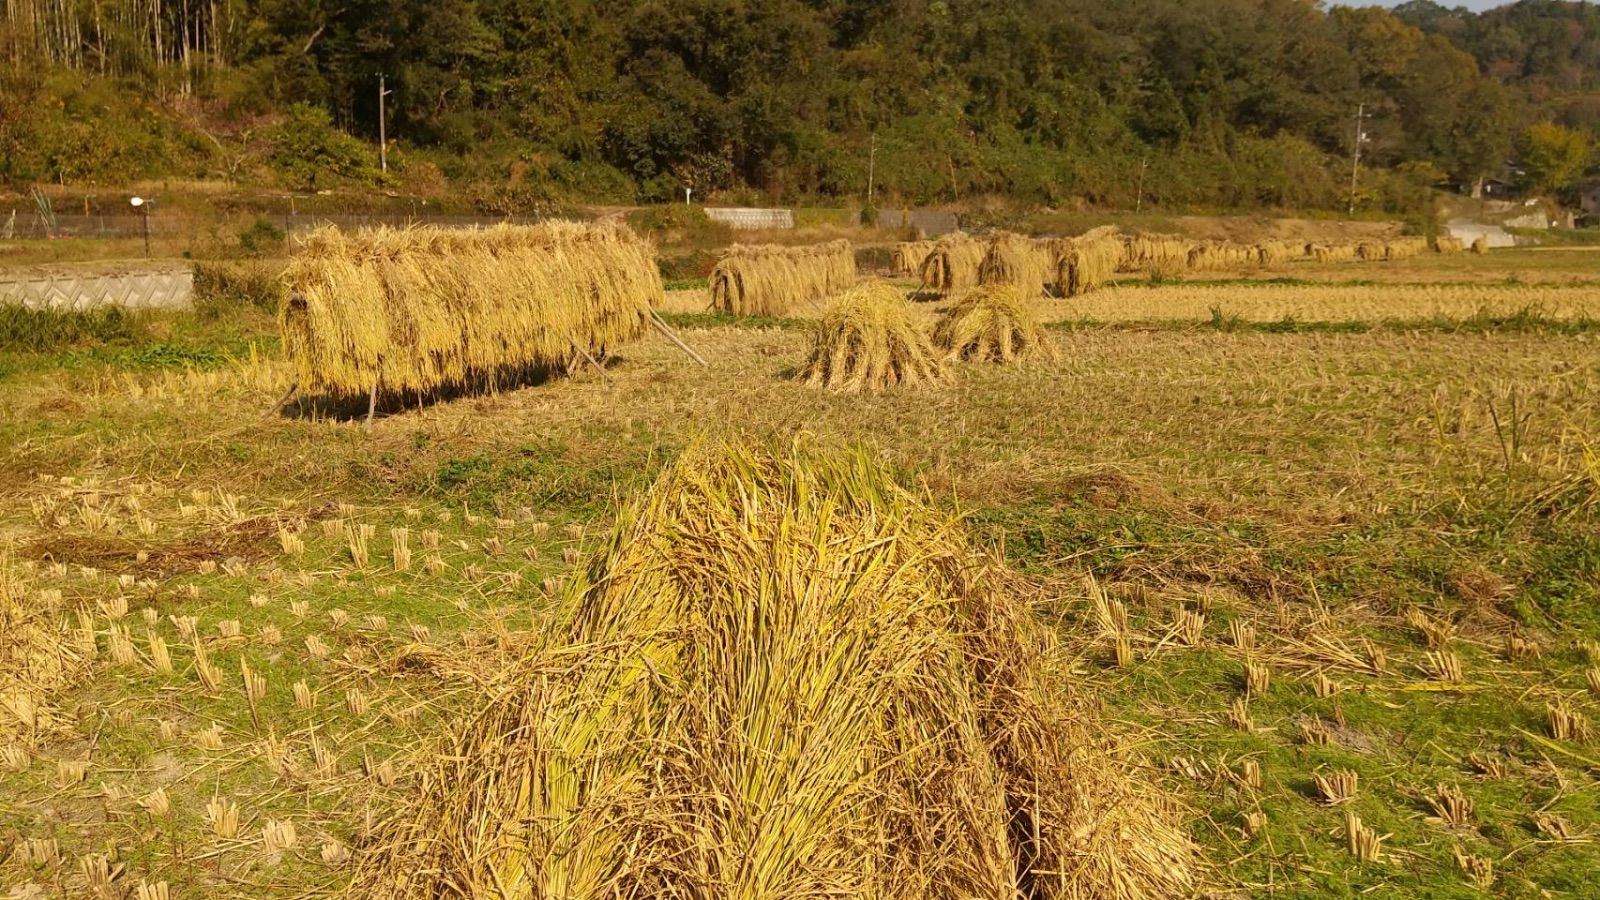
[1330,1,1512,9]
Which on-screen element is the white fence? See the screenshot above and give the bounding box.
[704,207,794,230]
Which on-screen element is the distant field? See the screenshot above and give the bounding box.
[2,247,1598,897]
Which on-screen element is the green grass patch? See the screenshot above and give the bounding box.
[0,303,146,351]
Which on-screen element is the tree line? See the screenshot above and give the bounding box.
[1,0,1595,212]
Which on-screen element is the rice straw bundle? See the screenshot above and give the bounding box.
[933,285,1058,364]
[977,232,1056,296]
[798,284,947,392]
[1255,240,1299,266]
[280,222,661,398]
[919,233,988,295]
[1384,237,1429,261]
[1310,243,1358,264]
[893,240,936,277]
[1356,241,1387,262]
[1,560,88,744]
[1187,241,1258,273]
[1122,234,1194,275]
[346,440,1197,900]
[709,240,858,316]
[1435,236,1465,254]
[1055,226,1124,298]
[1470,237,1489,255]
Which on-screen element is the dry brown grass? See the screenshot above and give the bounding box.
[799,283,948,392]
[348,441,1197,899]
[0,560,90,746]
[709,240,857,316]
[280,222,662,398]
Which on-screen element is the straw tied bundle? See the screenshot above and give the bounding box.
[280,222,662,398]
[709,240,857,316]
[349,441,1197,900]
[919,233,989,295]
[893,240,937,277]
[799,283,947,392]
[1055,226,1124,298]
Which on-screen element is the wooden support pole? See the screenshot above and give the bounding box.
[264,381,299,419]
[570,339,613,384]
[649,309,708,367]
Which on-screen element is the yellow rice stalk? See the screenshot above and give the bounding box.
[919,232,988,295]
[709,240,857,316]
[798,284,948,392]
[1255,240,1299,266]
[1435,236,1465,254]
[347,441,1197,899]
[281,221,662,398]
[1471,237,1489,255]
[1356,241,1386,262]
[893,240,937,277]
[0,558,88,744]
[1187,241,1259,273]
[1121,233,1194,275]
[977,232,1056,296]
[933,286,1059,364]
[1055,226,1124,298]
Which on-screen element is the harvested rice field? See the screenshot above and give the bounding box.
[2,243,1599,899]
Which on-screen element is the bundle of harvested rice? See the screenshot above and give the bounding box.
[347,441,1197,900]
[1,560,88,744]
[1256,239,1299,266]
[1435,236,1465,254]
[1122,233,1194,275]
[1356,241,1387,262]
[1310,243,1358,264]
[1187,241,1258,273]
[1471,236,1489,255]
[709,240,857,316]
[1055,226,1124,298]
[281,221,661,398]
[893,240,936,277]
[919,232,988,295]
[1384,237,1429,261]
[933,285,1058,364]
[977,232,1056,296]
[798,283,947,392]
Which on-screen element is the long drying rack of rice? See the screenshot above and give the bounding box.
[1384,236,1430,260]
[799,283,948,392]
[933,285,1059,364]
[1121,233,1194,275]
[1435,236,1465,254]
[1255,239,1301,266]
[280,221,662,399]
[893,240,937,277]
[1055,226,1125,297]
[1187,240,1259,273]
[977,231,1058,296]
[709,240,857,317]
[919,232,989,295]
[347,441,1198,900]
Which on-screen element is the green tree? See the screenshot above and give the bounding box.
[268,102,378,191]
[1520,122,1593,196]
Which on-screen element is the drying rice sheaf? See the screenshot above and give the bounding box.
[1187,241,1259,273]
[1471,237,1490,255]
[1435,236,1465,254]
[1311,243,1358,264]
[347,441,1197,900]
[894,240,937,277]
[933,285,1059,364]
[920,233,989,295]
[280,222,662,397]
[1385,237,1430,261]
[799,283,948,392]
[1121,234,1193,275]
[1255,239,1300,266]
[709,240,857,317]
[0,559,87,743]
[978,232,1057,296]
[1055,226,1124,298]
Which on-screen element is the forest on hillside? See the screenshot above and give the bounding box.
[1,0,1596,213]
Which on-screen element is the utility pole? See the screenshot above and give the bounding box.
[866,132,878,211]
[1349,103,1369,215]
[1135,157,1150,214]
[377,73,392,173]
